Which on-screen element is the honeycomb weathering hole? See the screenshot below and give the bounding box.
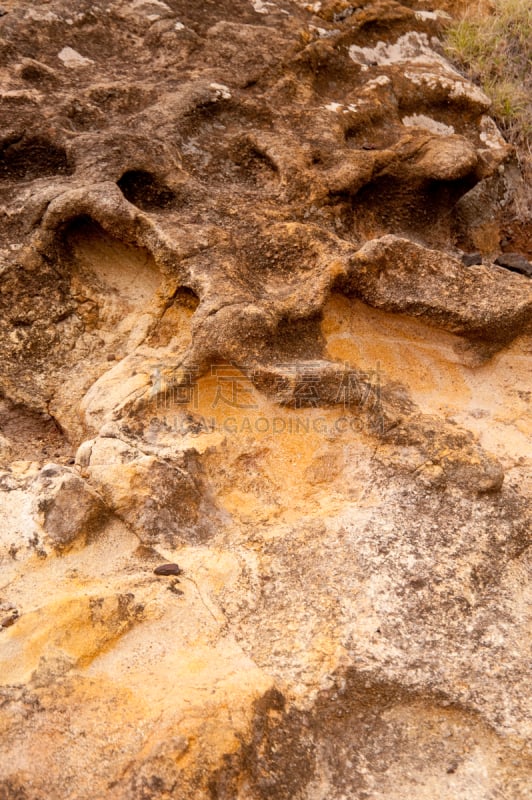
[62,216,161,311]
[0,395,70,462]
[117,169,176,211]
[172,286,200,310]
[349,174,479,243]
[0,135,72,181]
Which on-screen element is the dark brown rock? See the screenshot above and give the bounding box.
[154,563,182,576]
[494,253,532,278]
[461,252,482,266]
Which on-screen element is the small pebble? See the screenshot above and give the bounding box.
[154,563,182,576]
[461,252,482,266]
[0,611,19,629]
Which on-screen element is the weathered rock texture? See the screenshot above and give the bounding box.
[0,1,530,798]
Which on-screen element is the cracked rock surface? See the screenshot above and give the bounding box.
[0,1,531,798]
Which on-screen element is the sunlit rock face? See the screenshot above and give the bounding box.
[0,1,531,798]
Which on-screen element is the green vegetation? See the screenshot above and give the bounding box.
[444,0,532,151]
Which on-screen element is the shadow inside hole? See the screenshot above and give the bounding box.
[267,314,325,362]
[117,169,176,211]
[349,174,479,243]
[344,122,398,150]
[230,142,278,186]
[171,286,200,311]
[0,394,71,462]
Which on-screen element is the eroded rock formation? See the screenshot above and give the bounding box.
[0,1,530,798]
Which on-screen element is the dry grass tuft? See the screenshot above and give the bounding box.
[444,0,532,152]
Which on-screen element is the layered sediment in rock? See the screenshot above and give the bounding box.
[0,1,530,798]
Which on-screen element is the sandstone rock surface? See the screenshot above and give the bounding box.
[0,1,530,798]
